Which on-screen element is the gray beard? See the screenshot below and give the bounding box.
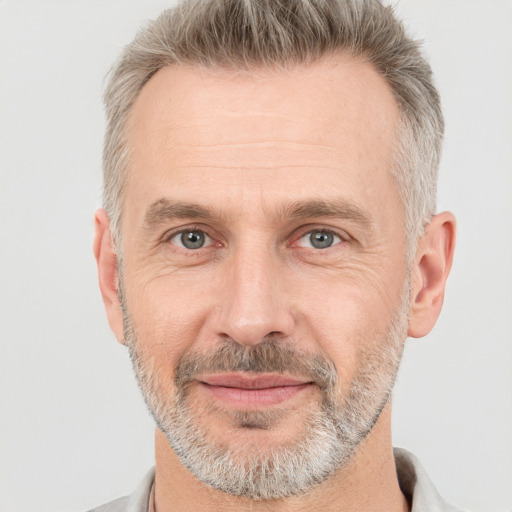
[122,289,408,500]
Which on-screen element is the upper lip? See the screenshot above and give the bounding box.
[198,373,312,389]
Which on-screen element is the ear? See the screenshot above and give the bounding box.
[93,208,125,344]
[408,211,456,338]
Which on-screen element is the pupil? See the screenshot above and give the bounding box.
[182,231,204,249]
[310,231,333,249]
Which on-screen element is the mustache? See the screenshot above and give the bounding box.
[174,339,338,391]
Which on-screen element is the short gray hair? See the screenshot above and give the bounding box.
[103,0,444,257]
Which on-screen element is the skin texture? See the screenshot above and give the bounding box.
[94,55,455,511]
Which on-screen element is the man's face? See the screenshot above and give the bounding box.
[119,56,408,498]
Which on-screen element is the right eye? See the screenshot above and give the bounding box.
[169,230,212,250]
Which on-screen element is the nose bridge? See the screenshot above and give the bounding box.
[215,236,294,345]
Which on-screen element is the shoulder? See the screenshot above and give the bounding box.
[86,467,155,512]
[394,448,466,512]
[87,496,130,512]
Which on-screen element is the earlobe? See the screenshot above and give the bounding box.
[408,211,456,338]
[93,208,125,344]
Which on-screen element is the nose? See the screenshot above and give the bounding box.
[212,243,295,346]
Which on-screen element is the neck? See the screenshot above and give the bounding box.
[152,402,408,512]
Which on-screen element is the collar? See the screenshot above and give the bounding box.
[394,448,464,512]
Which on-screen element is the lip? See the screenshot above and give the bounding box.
[197,373,314,408]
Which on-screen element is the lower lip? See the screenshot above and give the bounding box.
[198,382,313,407]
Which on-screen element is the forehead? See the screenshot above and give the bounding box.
[124,56,401,224]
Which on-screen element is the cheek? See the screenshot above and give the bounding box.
[296,273,402,387]
[124,271,217,377]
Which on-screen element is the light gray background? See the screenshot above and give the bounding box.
[1,1,511,511]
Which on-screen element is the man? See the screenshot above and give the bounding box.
[92,0,459,510]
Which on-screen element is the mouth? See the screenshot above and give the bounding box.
[196,373,315,408]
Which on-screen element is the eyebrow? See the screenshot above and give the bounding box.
[143,197,373,230]
[281,199,372,227]
[144,198,219,228]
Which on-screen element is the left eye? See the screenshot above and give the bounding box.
[298,230,342,249]
[170,230,212,250]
